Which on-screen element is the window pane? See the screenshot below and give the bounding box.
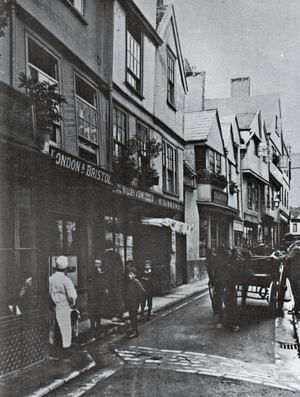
[28,38,58,80]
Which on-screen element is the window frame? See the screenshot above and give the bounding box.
[26,34,62,147]
[293,223,297,233]
[207,148,222,174]
[74,73,99,164]
[136,122,149,174]
[113,106,128,160]
[126,18,143,96]
[167,48,176,107]
[162,140,179,195]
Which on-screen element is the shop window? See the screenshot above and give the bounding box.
[162,141,178,195]
[113,107,127,160]
[27,36,61,145]
[75,74,99,164]
[0,186,38,318]
[126,20,142,94]
[49,217,79,287]
[137,122,148,173]
[167,49,175,106]
[293,223,297,233]
[104,216,133,268]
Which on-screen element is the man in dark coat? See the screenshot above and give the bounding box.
[102,239,124,320]
[88,259,108,331]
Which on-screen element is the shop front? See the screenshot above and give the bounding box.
[243,214,259,247]
[110,184,187,294]
[0,139,50,375]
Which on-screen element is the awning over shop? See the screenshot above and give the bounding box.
[141,217,194,235]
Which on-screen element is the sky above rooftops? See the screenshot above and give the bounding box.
[172,0,300,148]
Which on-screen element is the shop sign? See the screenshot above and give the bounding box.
[50,146,112,186]
[113,184,154,203]
[154,197,184,212]
[113,184,184,212]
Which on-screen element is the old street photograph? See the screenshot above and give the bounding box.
[2,0,300,395]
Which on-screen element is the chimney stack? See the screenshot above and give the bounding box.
[231,77,251,97]
[185,70,206,111]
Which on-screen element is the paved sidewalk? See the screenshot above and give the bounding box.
[0,279,208,397]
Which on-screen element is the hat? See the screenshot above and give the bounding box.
[56,256,68,270]
[144,259,152,265]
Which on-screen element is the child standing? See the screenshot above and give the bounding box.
[126,267,145,338]
[140,260,154,320]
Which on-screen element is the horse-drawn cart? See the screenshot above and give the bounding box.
[237,254,285,313]
[208,248,286,316]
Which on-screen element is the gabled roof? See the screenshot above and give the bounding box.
[220,115,241,144]
[205,92,281,130]
[220,121,235,164]
[156,4,188,93]
[184,109,217,142]
[236,113,256,130]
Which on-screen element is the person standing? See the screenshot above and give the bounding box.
[102,239,124,320]
[88,259,108,332]
[49,256,77,353]
[140,260,154,320]
[126,267,145,338]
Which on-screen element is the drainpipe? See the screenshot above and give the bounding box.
[9,0,16,87]
[107,0,114,171]
[224,147,231,247]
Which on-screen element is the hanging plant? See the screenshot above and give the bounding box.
[112,136,162,187]
[18,73,67,152]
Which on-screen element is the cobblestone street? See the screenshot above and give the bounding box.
[115,346,294,391]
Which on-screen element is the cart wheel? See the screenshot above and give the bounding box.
[269,281,280,315]
[208,282,218,314]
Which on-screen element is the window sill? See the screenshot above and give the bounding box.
[162,189,180,198]
[63,0,88,25]
[125,81,144,100]
[166,100,177,112]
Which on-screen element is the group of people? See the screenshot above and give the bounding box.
[88,254,154,339]
[49,240,155,356]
